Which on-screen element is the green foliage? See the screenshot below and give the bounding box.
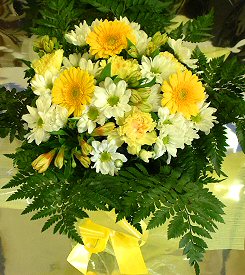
[29,0,82,42]
[23,0,182,38]
[192,48,245,125]
[169,10,214,42]
[0,87,33,142]
[236,118,245,153]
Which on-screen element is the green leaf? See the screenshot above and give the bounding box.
[168,214,188,238]
[147,207,170,229]
[169,10,214,42]
[97,63,111,83]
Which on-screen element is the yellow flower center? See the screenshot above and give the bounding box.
[100,152,111,162]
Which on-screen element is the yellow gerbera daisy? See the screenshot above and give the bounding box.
[86,20,136,58]
[52,67,95,117]
[161,70,205,119]
[32,49,63,75]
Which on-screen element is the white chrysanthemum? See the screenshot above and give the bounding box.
[191,102,217,134]
[119,16,150,56]
[140,53,184,84]
[154,126,185,163]
[147,84,162,112]
[119,16,141,32]
[93,77,132,119]
[77,105,106,134]
[183,120,199,145]
[79,58,102,77]
[168,38,197,68]
[155,107,199,163]
[65,21,91,46]
[134,30,151,56]
[22,95,68,145]
[63,53,82,68]
[31,70,57,96]
[91,140,127,176]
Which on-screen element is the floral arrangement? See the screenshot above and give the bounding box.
[0,1,245,274]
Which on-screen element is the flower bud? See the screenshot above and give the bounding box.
[54,146,65,169]
[138,102,152,113]
[91,122,116,136]
[130,90,142,104]
[114,159,123,168]
[33,35,58,56]
[127,46,138,58]
[139,149,155,163]
[138,88,150,99]
[32,149,56,173]
[152,32,168,47]
[80,139,93,156]
[74,152,91,168]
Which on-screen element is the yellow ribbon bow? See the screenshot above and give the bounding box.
[67,212,148,274]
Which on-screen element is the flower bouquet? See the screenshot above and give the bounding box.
[0,1,245,274]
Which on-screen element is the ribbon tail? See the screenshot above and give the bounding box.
[110,232,148,274]
[67,244,91,274]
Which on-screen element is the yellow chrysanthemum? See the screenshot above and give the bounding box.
[118,107,157,155]
[52,67,95,117]
[86,20,136,58]
[32,49,63,75]
[110,56,141,80]
[161,70,205,119]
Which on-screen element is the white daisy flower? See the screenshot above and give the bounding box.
[140,53,184,84]
[134,30,151,56]
[191,102,217,134]
[22,95,68,145]
[183,120,199,145]
[91,140,127,176]
[65,21,91,46]
[77,105,106,134]
[168,38,197,69]
[63,53,82,68]
[147,84,162,112]
[79,58,102,77]
[93,77,132,119]
[154,126,185,163]
[31,70,57,96]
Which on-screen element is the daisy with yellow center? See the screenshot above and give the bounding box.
[161,70,205,119]
[52,67,95,117]
[86,20,136,58]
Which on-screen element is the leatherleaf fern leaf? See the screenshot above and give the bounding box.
[169,10,214,42]
[192,48,245,125]
[0,87,33,142]
[2,143,225,275]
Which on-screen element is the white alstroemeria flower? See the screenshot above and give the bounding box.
[140,53,184,84]
[168,38,197,68]
[31,70,57,96]
[93,77,132,119]
[65,21,91,46]
[77,105,106,134]
[63,53,82,68]
[22,95,68,145]
[191,103,217,134]
[91,140,127,176]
